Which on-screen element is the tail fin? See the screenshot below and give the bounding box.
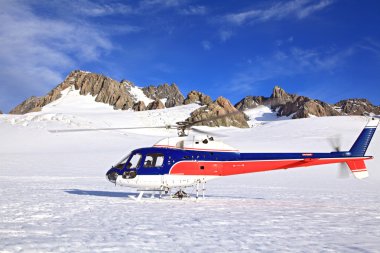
[349,118,379,157]
[346,160,368,179]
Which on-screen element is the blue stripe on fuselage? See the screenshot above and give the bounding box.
[109,147,354,176]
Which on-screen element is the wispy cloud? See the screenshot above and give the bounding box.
[68,0,133,17]
[219,30,234,42]
[139,0,185,10]
[0,0,136,112]
[227,45,353,93]
[357,38,380,58]
[276,36,294,46]
[60,0,194,17]
[225,0,334,25]
[202,40,212,50]
[180,5,207,15]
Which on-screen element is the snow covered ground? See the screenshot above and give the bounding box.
[1,89,380,252]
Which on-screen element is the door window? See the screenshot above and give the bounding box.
[144,154,164,167]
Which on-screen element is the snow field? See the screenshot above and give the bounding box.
[1,88,380,252]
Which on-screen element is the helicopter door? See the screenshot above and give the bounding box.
[143,153,164,169]
[142,153,165,187]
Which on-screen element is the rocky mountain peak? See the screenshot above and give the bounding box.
[335,98,380,116]
[142,83,184,108]
[270,85,293,106]
[235,86,340,119]
[183,90,213,106]
[10,71,187,114]
[271,86,289,99]
[11,70,138,114]
[121,79,134,87]
[186,96,249,128]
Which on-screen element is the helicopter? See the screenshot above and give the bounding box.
[51,114,379,201]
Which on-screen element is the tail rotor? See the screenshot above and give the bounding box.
[328,135,351,178]
[328,135,342,152]
[337,162,350,179]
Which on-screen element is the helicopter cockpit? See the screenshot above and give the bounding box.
[114,152,142,179]
[107,149,167,182]
[115,153,142,169]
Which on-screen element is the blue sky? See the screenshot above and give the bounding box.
[1,0,380,112]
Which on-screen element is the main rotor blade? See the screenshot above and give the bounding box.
[187,111,242,127]
[49,125,175,133]
[190,127,226,137]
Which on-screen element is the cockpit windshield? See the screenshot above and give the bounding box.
[128,153,142,169]
[114,154,130,170]
[114,153,142,170]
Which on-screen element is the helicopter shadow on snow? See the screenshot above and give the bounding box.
[63,189,267,200]
[64,189,137,198]
[205,194,266,200]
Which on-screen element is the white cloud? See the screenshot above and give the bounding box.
[219,30,233,42]
[180,5,207,15]
[225,0,334,25]
[297,0,333,18]
[276,36,294,47]
[68,0,133,17]
[139,0,185,10]
[0,0,129,111]
[226,46,353,93]
[202,40,212,50]
[358,38,380,58]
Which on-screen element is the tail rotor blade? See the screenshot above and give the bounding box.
[328,135,342,152]
[337,162,350,179]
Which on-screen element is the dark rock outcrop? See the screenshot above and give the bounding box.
[235,86,340,119]
[142,83,184,108]
[335,99,380,116]
[10,70,135,114]
[186,97,249,128]
[235,96,263,111]
[235,86,295,110]
[9,96,43,114]
[132,101,146,111]
[277,97,340,118]
[147,99,165,110]
[271,86,293,102]
[183,90,213,106]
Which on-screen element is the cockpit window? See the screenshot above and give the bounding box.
[114,154,130,170]
[128,153,142,169]
[144,153,164,168]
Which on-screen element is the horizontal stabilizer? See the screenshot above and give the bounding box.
[346,160,368,179]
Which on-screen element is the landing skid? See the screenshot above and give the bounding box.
[172,190,189,199]
[129,181,207,201]
[128,191,145,201]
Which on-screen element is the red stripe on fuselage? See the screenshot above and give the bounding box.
[169,157,371,176]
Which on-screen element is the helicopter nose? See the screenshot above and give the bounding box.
[106,169,119,183]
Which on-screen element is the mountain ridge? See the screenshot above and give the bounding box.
[8,70,380,127]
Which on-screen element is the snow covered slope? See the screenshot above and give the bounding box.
[1,89,380,252]
[244,105,291,127]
